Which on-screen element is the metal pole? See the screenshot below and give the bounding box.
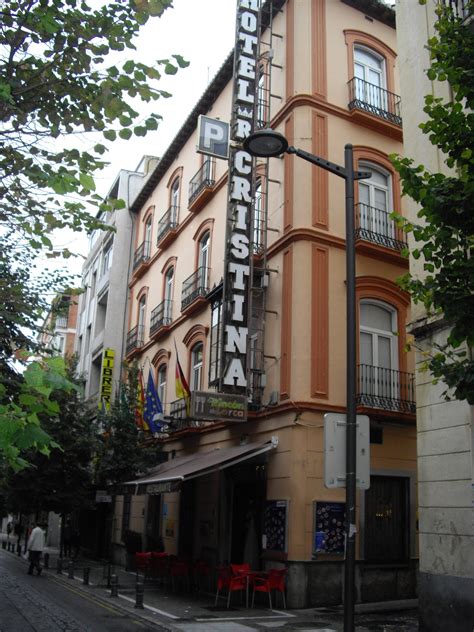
[344,143,357,632]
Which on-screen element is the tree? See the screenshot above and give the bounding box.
[0,0,188,251]
[392,2,474,403]
[2,356,96,515]
[95,367,162,489]
[0,356,76,472]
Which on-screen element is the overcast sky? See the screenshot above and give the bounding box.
[50,0,236,266]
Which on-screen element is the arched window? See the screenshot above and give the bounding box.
[137,294,146,346]
[171,177,180,211]
[144,216,152,258]
[198,231,210,287]
[358,163,393,240]
[359,300,398,400]
[164,266,174,323]
[191,342,203,391]
[157,364,167,409]
[354,46,386,111]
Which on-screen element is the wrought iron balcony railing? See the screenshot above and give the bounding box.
[357,364,416,414]
[188,158,215,205]
[181,266,209,311]
[150,299,173,336]
[355,203,407,251]
[55,315,68,329]
[443,0,471,19]
[156,205,178,245]
[348,78,402,126]
[133,240,151,271]
[126,324,145,355]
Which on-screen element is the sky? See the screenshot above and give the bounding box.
[51,0,237,267]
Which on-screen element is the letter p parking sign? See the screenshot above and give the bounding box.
[197,115,229,159]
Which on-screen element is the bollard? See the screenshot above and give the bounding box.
[57,558,63,574]
[44,553,49,569]
[83,567,90,586]
[67,559,74,579]
[110,573,118,598]
[135,581,144,609]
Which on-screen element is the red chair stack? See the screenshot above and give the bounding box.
[252,568,287,609]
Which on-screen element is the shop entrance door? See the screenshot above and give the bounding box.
[364,475,409,562]
[229,461,266,568]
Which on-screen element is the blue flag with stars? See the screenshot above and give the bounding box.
[144,370,163,434]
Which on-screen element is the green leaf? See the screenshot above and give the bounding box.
[103,129,117,141]
[119,128,133,140]
[79,173,96,191]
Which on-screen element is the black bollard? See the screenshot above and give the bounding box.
[83,567,90,586]
[135,581,144,609]
[110,573,118,597]
[57,558,63,574]
[44,553,49,569]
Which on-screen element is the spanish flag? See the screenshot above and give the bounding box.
[135,368,149,431]
[174,344,191,416]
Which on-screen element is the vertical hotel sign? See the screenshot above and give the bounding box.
[220,0,259,393]
[99,348,115,411]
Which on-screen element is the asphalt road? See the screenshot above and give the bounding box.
[0,550,162,631]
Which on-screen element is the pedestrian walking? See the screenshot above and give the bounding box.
[27,522,46,576]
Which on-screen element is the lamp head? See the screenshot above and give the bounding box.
[243,129,289,157]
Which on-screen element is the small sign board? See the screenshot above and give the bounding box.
[324,413,370,490]
[197,115,229,159]
[95,490,112,503]
[191,391,247,422]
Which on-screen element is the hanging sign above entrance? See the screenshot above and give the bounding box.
[191,391,248,422]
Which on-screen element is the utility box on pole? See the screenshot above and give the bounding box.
[324,413,370,490]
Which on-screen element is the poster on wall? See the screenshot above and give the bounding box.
[263,500,288,552]
[313,501,346,554]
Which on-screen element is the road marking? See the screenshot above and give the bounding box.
[119,594,180,619]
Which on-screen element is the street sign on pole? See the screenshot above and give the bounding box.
[324,413,370,490]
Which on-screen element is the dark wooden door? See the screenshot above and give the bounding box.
[364,475,409,562]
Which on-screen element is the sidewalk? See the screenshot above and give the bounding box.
[0,533,418,631]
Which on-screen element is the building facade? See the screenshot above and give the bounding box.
[396,1,474,630]
[112,0,417,607]
[75,158,158,406]
[38,293,78,359]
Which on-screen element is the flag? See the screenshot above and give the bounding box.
[144,370,163,434]
[175,343,191,416]
[135,369,149,431]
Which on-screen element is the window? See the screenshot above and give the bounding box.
[157,364,167,409]
[101,239,113,276]
[53,334,65,355]
[171,177,180,212]
[144,216,152,257]
[138,295,146,333]
[358,163,394,241]
[191,343,203,391]
[164,266,174,322]
[208,294,223,385]
[198,231,210,287]
[354,46,387,111]
[359,300,398,400]
[256,63,268,128]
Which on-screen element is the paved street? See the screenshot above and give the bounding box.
[0,546,419,631]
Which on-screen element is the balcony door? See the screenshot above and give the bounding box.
[358,164,394,241]
[354,46,386,111]
[359,301,398,401]
[198,231,210,288]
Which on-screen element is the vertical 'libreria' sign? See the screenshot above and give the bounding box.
[221,0,259,392]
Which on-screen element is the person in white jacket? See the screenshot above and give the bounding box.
[27,522,46,576]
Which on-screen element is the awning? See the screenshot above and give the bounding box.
[123,438,277,495]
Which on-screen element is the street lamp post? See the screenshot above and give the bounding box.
[243,129,370,632]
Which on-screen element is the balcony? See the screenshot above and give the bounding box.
[150,299,173,338]
[126,324,145,356]
[132,240,151,275]
[355,203,407,251]
[357,364,415,414]
[156,205,178,249]
[181,266,209,314]
[348,78,402,127]
[443,0,472,20]
[188,158,216,212]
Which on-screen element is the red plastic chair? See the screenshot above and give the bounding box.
[134,552,151,580]
[251,568,287,609]
[150,552,169,585]
[214,566,231,606]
